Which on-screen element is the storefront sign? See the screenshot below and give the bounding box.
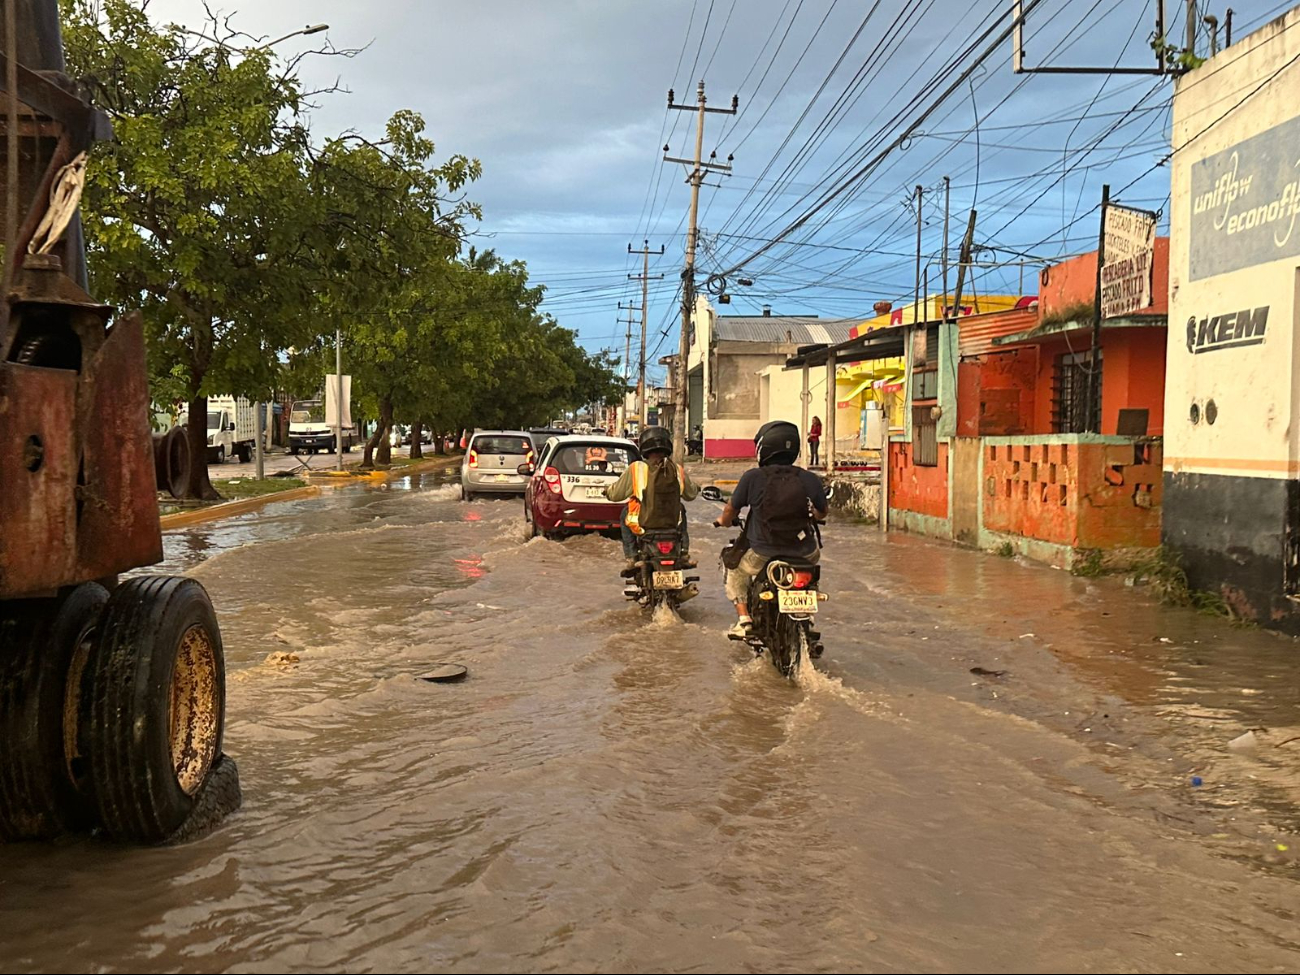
[1101,205,1156,318]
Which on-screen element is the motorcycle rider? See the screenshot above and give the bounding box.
[714,420,828,638]
[604,425,700,594]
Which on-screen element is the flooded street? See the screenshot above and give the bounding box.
[2,471,1299,974]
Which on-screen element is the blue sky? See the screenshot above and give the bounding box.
[144,0,1293,383]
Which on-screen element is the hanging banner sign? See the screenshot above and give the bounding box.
[1100,204,1157,319]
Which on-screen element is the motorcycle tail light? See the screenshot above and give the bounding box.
[543,466,562,495]
[656,541,675,555]
[792,570,814,590]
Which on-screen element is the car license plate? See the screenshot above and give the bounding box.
[653,570,684,589]
[495,473,508,481]
[778,590,818,614]
[585,486,606,498]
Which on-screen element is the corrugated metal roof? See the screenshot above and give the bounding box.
[958,308,1040,356]
[713,315,860,346]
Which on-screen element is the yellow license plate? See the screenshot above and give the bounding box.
[778,590,818,614]
[653,570,684,589]
[495,473,508,481]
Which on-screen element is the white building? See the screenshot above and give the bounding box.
[1164,5,1300,629]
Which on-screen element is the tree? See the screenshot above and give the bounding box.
[63,0,328,498]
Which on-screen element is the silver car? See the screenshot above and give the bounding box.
[461,430,534,501]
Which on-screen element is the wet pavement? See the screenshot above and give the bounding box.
[2,469,1298,974]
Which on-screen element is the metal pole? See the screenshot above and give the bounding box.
[335,326,344,471]
[1185,0,1197,58]
[1225,7,1233,47]
[825,351,837,474]
[942,175,950,318]
[5,0,17,267]
[1088,184,1109,434]
[254,401,265,479]
[914,184,923,325]
[1157,0,1168,73]
[801,361,810,452]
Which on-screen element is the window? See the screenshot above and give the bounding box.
[1053,351,1101,434]
[913,369,939,400]
[551,444,637,475]
[912,406,938,467]
[471,436,532,456]
[206,412,223,430]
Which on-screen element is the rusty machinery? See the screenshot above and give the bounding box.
[0,0,237,843]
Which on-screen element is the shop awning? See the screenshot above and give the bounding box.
[992,313,1166,348]
[785,322,907,369]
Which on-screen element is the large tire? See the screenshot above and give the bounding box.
[236,444,252,464]
[771,614,807,680]
[0,584,108,841]
[86,577,226,843]
[164,753,241,845]
[163,427,191,499]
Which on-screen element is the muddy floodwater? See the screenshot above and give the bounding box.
[2,470,1298,974]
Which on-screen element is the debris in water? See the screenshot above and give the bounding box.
[970,667,1007,678]
[417,664,469,683]
[265,651,300,666]
[1228,730,1260,754]
[1191,776,1203,787]
[1018,633,1035,639]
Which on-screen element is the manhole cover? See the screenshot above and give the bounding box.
[417,664,468,683]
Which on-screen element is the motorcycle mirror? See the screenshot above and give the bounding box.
[824,483,836,501]
[700,485,723,502]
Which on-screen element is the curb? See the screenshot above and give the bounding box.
[159,484,323,530]
[159,455,460,530]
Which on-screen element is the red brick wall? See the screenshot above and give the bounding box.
[983,440,1161,548]
[889,440,949,519]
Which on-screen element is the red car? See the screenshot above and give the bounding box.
[522,436,640,539]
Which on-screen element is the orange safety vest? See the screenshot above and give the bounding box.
[624,461,687,535]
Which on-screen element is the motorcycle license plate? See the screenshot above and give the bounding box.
[778,590,818,614]
[653,570,684,589]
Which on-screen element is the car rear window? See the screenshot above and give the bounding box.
[472,436,530,455]
[551,444,636,475]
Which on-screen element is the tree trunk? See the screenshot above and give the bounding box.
[409,420,424,460]
[184,393,222,501]
[376,395,394,466]
[361,422,382,468]
[434,432,446,456]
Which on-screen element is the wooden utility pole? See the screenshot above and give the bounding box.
[1088,184,1110,434]
[628,240,664,427]
[665,81,737,461]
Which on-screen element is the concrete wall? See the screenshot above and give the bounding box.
[1164,8,1300,628]
[888,439,950,524]
[1038,238,1170,319]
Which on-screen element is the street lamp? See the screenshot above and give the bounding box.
[267,24,330,47]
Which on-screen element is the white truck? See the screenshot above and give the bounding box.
[205,395,260,464]
[289,399,357,455]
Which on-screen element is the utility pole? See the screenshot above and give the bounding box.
[1088,184,1110,434]
[617,302,640,435]
[942,176,951,315]
[628,240,664,428]
[913,184,925,325]
[665,80,738,461]
[335,327,344,471]
[1185,0,1198,58]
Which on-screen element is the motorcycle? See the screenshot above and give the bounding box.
[623,527,700,612]
[702,483,830,679]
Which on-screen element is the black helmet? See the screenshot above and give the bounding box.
[639,425,673,456]
[755,420,800,466]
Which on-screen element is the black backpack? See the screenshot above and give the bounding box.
[639,457,682,530]
[755,465,812,548]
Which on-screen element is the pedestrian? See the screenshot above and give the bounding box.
[808,415,822,467]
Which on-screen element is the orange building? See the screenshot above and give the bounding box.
[885,241,1169,567]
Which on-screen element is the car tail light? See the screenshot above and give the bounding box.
[543,466,562,495]
[792,570,814,590]
[468,449,478,468]
[526,448,535,464]
[656,541,675,555]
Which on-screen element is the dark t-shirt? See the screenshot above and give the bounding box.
[731,465,828,557]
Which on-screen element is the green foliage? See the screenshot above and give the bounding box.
[1071,548,1106,577]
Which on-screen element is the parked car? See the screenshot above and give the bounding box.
[461,430,534,501]
[522,435,640,539]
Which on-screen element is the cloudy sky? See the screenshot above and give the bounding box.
[141,0,1289,382]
